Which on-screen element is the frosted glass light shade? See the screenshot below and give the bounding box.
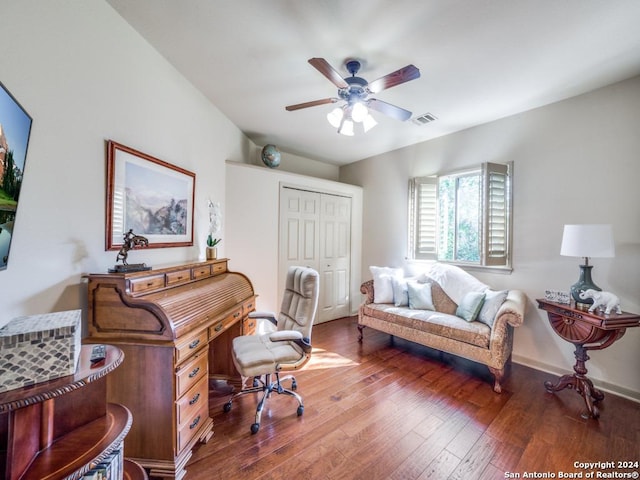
[351,102,368,123]
[362,114,377,132]
[327,107,343,128]
[338,119,354,136]
[560,224,615,259]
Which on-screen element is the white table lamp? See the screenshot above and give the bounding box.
[560,224,615,308]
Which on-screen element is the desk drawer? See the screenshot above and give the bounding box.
[209,307,242,340]
[176,351,208,398]
[176,376,208,427]
[166,269,191,287]
[243,298,256,316]
[212,262,227,275]
[177,400,209,452]
[242,316,257,335]
[129,274,165,294]
[175,330,208,365]
[192,265,211,279]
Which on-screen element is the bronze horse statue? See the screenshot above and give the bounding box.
[116,229,149,265]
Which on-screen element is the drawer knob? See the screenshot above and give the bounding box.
[215,323,223,332]
[189,339,200,349]
[189,367,200,378]
[233,312,240,318]
[190,415,201,430]
[189,392,201,405]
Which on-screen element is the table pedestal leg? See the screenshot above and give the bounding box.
[544,331,624,419]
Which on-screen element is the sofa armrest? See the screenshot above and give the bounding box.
[495,289,526,328]
[360,280,375,304]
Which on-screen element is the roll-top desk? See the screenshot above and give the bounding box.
[85,259,256,480]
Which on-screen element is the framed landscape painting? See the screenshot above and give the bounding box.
[106,140,195,250]
[0,81,33,271]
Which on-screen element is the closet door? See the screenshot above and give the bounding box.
[279,186,351,324]
[318,194,351,322]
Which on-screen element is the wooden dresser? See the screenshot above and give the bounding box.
[85,259,256,480]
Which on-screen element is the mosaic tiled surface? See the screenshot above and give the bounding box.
[0,310,81,393]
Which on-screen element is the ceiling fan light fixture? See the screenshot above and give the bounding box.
[290,57,421,136]
[362,114,377,133]
[327,107,344,128]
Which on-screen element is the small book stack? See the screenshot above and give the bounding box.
[83,449,124,479]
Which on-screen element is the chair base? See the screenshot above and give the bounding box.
[223,372,304,434]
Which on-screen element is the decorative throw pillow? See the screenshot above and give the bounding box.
[407,281,435,310]
[477,290,508,328]
[428,263,488,305]
[455,291,486,322]
[391,277,409,307]
[369,266,403,303]
[423,276,458,314]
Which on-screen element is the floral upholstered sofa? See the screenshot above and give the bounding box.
[358,263,526,393]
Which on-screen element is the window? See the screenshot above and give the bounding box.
[409,162,512,269]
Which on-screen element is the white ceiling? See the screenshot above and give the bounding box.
[106,0,640,166]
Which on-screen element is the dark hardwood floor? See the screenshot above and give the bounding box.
[184,316,640,480]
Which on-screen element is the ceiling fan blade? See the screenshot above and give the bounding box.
[367,98,412,121]
[368,64,420,93]
[285,98,338,111]
[308,58,349,89]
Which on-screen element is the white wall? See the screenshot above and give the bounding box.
[0,1,253,327]
[225,162,363,317]
[340,76,640,400]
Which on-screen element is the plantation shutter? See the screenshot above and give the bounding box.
[483,162,510,266]
[409,177,438,260]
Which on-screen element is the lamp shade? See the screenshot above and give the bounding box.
[560,224,615,259]
[327,107,343,128]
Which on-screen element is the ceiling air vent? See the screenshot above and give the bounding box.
[413,112,437,125]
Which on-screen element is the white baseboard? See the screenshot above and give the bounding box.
[512,354,640,403]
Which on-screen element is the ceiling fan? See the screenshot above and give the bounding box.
[285,57,420,135]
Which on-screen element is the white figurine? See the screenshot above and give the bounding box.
[579,289,622,314]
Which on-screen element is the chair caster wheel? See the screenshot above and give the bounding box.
[297,405,304,416]
[251,423,260,434]
[223,402,232,413]
[253,377,260,387]
[291,380,297,390]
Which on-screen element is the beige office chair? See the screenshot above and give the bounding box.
[224,266,319,434]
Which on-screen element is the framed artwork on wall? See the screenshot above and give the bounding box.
[106,140,195,250]
[0,81,33,271]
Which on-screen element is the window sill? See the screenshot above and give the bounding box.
[406,258,513,275]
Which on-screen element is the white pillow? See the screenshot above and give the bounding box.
[407,281,435,310]
[427,263,488,305]
[369,266,403,303]
[477,289,508,327]
[391,277,409,307]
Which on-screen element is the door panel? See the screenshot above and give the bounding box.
[318,194,351,322]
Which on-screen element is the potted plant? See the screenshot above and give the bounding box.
[206,199,222,260]
[206,233,221,259]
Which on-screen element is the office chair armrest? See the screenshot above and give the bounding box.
[249,310,277,326]
[269,330,303,342]
[268,331,312,353]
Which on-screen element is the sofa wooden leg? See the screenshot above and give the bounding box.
[357,324,365,343]
[488,366,504,393]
